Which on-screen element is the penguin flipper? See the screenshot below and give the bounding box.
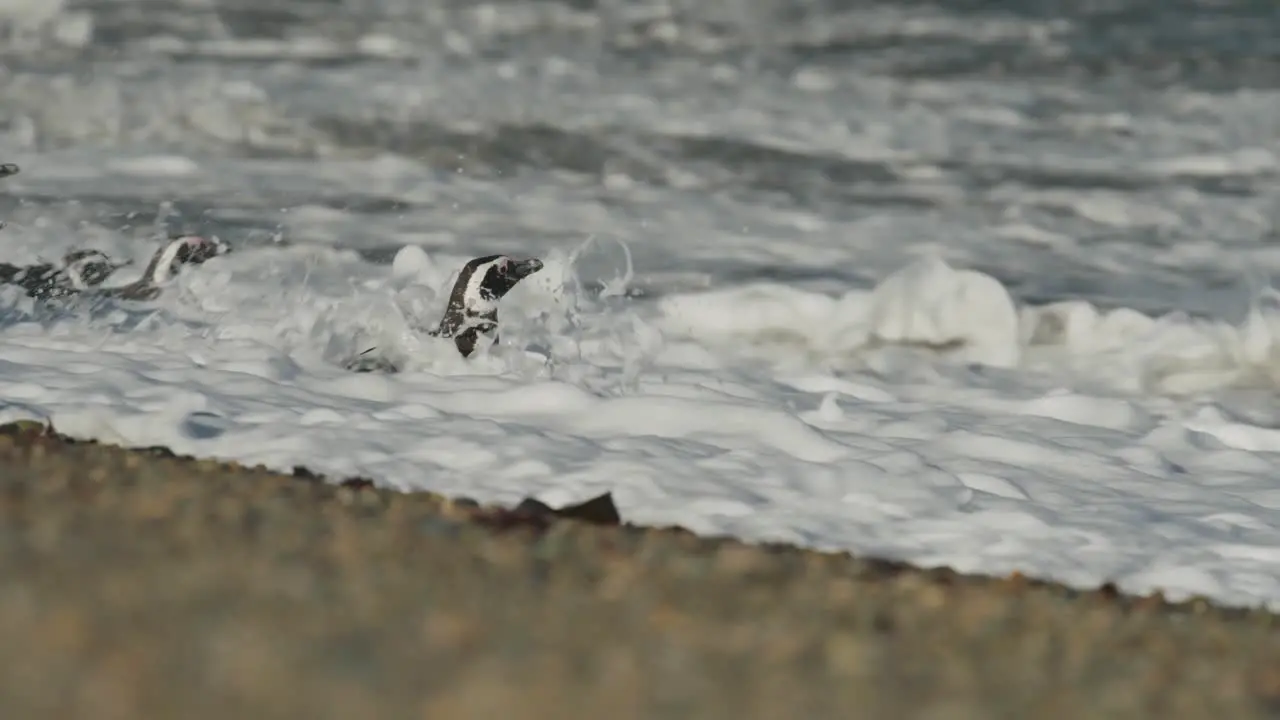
[344,348,399,374]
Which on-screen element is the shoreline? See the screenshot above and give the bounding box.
[8,419,1268,618]
[0,419,1275,718]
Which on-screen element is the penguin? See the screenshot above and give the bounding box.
[0,234,230,301]
[0,163,228,300]
[105,233,231,301]
[346,253,545,372]
[0,247,129,300]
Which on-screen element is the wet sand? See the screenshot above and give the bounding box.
[0,420,1275,719]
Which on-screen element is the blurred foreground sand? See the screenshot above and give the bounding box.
[0,421,1275,719]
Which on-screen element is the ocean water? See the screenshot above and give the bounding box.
[2,0,1280,608]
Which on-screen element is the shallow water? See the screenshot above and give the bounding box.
[2,0,1280,608]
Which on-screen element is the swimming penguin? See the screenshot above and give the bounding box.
[0,234,230,301]
[104,233,231,301]
[0,247,130,300]
[346,253,545,372]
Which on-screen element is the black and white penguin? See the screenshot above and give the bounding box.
[107,233,231,301]
[0,163,228,300]
[0,248,130,300]
[0,234,230,301]
[346,253,544,372]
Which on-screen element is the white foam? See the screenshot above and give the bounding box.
[107,155,200,177]
[0,0,63,29]
[3,9,1280,612]
[0,239,1276,609]
[656,256,1021,371]
[390,245,434,282]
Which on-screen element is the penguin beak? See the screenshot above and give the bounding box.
[509,258,543,280]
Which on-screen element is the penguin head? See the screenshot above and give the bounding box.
[436,254,544,353]
[142,234,230,285]
[347,253,544,369]
[457,254,544,306]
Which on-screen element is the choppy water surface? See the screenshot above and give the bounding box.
[3,0,1280,608]
[1,0,1275,307]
